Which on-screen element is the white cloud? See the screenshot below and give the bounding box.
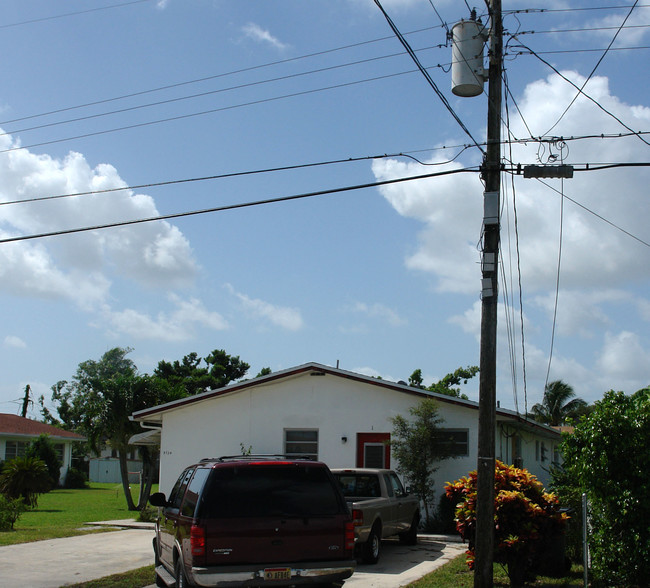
[597,331,650,384]
[585,6,650,46]
[531,289,630,338]
[102,294,228,342]
[225,284,303,331]
[0,134,198,308]
[374,72,650,300]
[3,335,26,349]
[352,301,407,327]
[372,156,484,294]
[242,23,289,51]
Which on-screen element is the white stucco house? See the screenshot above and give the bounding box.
[0,413,85,485]
[131,362,562,499]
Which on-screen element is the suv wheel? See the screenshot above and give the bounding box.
[175,558,192,588]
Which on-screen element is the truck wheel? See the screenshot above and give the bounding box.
[362,525,381,564]
[399,512,419,545]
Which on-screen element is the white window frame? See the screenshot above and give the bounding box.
[284,429,319,460]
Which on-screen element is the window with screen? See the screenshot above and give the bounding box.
[284,429,318,460]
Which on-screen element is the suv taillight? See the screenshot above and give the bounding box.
[190,525,206,557]
[345,521,355,551]
[352,508,364,527]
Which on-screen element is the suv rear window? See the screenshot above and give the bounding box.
[200,464,342,518]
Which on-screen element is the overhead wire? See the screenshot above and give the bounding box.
[0,148,470,208]
[372,0,486,155]
[543,161,567,394]
[0,26,446,127]
[532,177,650,249]
[0,167,478,245]
[505,4,650,15]
[510,40,650,148]
[0,69,425,154]
[0,0,153,30]
[543,0,641,136]
[0,46,449,140]
[501,71,528,417]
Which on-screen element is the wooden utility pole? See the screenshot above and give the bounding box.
[475,0,502,586]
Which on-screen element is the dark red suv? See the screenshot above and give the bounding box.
[149,456,356,587]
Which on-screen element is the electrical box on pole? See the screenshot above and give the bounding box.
[451,16,487,97]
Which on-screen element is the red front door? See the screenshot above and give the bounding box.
[356,433,390,468]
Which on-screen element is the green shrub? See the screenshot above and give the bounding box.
[64,468,88,489]
[26,434,61,490]
[0,456,51,507]
[0,494,27,531]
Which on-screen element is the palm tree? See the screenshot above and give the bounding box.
[531,380,589,426]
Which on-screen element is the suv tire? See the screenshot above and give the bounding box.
[175,558,192,588]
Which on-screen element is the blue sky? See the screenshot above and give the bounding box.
[0,0,648,419]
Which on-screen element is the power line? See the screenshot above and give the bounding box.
[0,149,468,207]
[0,0,153,30]
[1,46,448,140]
[0,167,478,245]
[0,26,444,127]
[511,39,650,148]
[372,0,485,154]
[509,24,650,36]
[544,0,640,136]
[0,69,424,154]
[505,4,650,15]
[534,177,650,249]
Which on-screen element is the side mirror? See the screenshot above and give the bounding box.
[149,492,168,508]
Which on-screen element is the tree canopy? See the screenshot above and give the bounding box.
[530,380,589,426]
[44,346,250,510]
[153,349,250,396]
[408,366,479,400]
[552,387,650,586]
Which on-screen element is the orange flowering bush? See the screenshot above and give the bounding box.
[445,461,568,586]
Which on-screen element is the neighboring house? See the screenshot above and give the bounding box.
[131,362,562,499]
[0,414,85,485]
[89,447,144,484]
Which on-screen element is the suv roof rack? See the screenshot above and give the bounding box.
[199,454,315,463]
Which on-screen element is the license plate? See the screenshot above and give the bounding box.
[264,568,292,581]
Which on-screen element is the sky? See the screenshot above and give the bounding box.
[0,0,648,420]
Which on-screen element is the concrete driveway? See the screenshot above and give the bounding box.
[0,522,464,588]
[0,527,155,588]
[344,536,466,587]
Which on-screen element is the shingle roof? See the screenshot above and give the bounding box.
[0,414,85,440]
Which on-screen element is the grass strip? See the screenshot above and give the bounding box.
[64,565,155,588]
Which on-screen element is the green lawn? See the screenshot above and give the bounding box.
[408,554,584,587]
[0,483,153,546]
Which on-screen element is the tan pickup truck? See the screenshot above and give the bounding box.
[331,468,420,564]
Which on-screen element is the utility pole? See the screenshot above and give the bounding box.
[475,0,502,586]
